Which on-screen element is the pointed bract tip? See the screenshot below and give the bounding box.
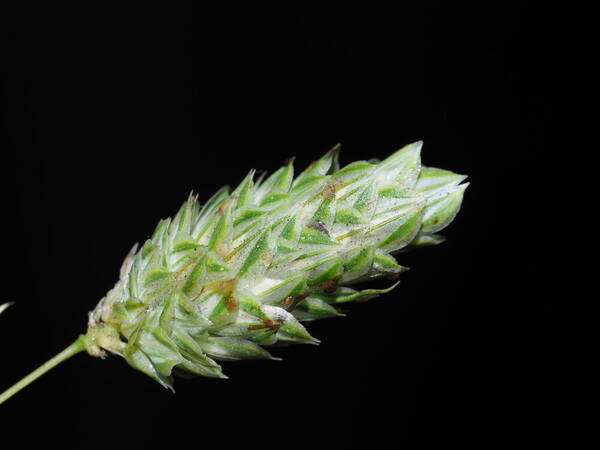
[382,141,423,165]
[453,181,470,196]
[409,140,423,153]
[451,173,469,184]
[285,156,296,166]
[385,281,401,292]
[255,170,268,185]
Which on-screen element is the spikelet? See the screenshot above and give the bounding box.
[83,141,468,388]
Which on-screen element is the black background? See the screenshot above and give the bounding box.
[1,2,559,447]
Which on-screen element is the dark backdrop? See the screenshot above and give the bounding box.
[1,2,557,447]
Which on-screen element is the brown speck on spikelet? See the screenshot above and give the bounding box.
[216,243,229,258]
[248,319,279,330]
[322,180,342,200]
[225,296,238,313]
[308,220,330,237]
[261,252,273,266]
[320,278,340,294]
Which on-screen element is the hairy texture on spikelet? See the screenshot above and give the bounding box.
[85,142,468,388]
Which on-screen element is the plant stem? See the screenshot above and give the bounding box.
[0,335,86,405]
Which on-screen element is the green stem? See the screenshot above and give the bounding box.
[0,336,86,405]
